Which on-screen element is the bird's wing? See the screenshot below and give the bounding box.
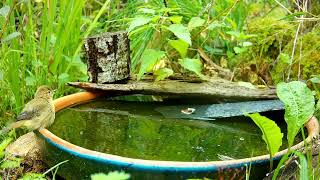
[16,99,48,121]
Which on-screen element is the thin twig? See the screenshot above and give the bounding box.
[287,20,301,81]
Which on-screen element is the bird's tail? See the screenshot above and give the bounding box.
[0,120,32,135]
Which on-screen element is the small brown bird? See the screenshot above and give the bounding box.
[1,85,55,134]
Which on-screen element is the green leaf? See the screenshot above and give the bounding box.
[293,151,308,180]
[168,24,191,45]
[309,76,320,85]
[178,58,205,79]
[277,81,315,147]
[0,6,10,17]
[226,31,241,39]
[128,17,152,32]
[234,46,246,54]
[169,16,182,24]
[18,173,45,180]
[188,17,205,31]
[138,8,155,14]
[0,70,3,81]
[0,137,13,152]
[168,39,189,58]
[154,68,173,81]
[138,49,165,80]
[0,157,22,169]
[58,73,70,84]
[279,53,291,64]
[1,32,21,43]
[242,41,253,47]
[91,171,130,180]
[26,76,36,86]
[247,113,283,157]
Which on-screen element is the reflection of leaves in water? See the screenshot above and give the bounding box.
[50,100,291,162]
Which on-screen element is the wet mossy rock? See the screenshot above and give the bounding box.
[84,31,130,83]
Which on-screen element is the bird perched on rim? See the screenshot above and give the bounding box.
[1,85,55,134]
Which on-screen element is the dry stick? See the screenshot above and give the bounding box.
[288,0,308,81]
[298,0,308,80]
[287,21,302,81]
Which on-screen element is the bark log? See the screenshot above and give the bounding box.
[68,79,277,101]
[84,31,130,83]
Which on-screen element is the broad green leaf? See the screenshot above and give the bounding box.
[168,24,191,45]
[91,171,130,180]
[138,49,165,80]
[309,76,320,84]
[226,31,241,39]
[0,151,4,159]
[277,81,315,147]
[0,70,3,81]
[242,41,253,47]
[19,173,45,180]
[293,151,308,180]
[58,73,70,84]
[169,16,182,24]
[154,68,173,81]
[178,58,205,79]
[1,32,21,43]
[138,8,155,14]
[279,53,291,64]
[247,113,283,157]
[0,6,10,17]
[168,39,189,58]
[128,17,152,32]
[0,157,22,169]
[188,17,205,31]
[0,137,13,151]
[234,47,246,54]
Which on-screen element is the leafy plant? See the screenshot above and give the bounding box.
[277,81,315,147]
[91,171,130,180]
[127,0,251,80]
[178,58,206,80]
[248,81,316,178]
[247,113,283,171]
[137,49,165,80]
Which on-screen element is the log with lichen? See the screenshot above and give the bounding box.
[84,31,130,83]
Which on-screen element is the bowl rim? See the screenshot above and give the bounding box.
[39,91,320,172]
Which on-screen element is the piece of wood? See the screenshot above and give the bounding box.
[6,132,44,159]
[67,79,277,101]
[84,31,130,83]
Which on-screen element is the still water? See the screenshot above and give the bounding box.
[50,97,293,162]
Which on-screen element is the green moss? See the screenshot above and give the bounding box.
[272,28,320,83]
[231,17,296,84]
